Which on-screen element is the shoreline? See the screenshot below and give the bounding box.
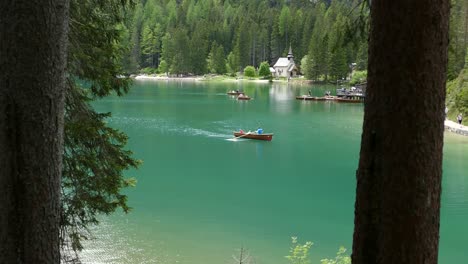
[445,120,468,136]
[133,74,306,83]
[133,74,467,136]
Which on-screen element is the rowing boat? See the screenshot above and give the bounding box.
[237,95,251,100]
[233,131,273,141]
[227,90,242,95]
[295,95,318,100]
[296,95,336,101]
[335,98,363,103]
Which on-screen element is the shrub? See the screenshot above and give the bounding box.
[350,70,367,85]
[258,61,271,77]
[244,65,256,78]
[158,60,168,74]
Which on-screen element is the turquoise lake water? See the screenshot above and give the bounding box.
[81,80,468,263]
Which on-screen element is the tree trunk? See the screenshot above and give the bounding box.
[0,0,69,263]
[352,1,449,264]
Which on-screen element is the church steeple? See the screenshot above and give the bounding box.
[287,44,294,61]
[288,44,294,62]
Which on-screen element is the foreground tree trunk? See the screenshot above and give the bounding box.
[352,1,449,263]
[0,1,69,263]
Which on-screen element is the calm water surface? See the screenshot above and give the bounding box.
[81,80,468,264]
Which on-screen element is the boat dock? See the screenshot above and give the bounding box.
[445,120,468,136]
[336,87,365,102]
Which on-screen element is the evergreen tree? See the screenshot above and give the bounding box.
[447,0,468,80]
[208,42,227,74]
[278,5,292,51]
[226,51,239,75]
[301,55,309,76]
[158,59,169,74]
[161,32,175,72]
[124,0,371,78]
[244,65,256,78]
[258,61,272,77]
[270,19,282,63]
[141,23,162,68]
[189,27,208,74]
[62,1,141,261]
[170,29,191,74]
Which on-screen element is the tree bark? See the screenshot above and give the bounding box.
[0,0,69,263]
[352,1,449,264]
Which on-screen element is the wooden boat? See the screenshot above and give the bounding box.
[233,131,273,141]
[296,95,320,100]
[296,95,335,101]
[227,90,242,95]
[237,94,251,100]
[324,96,337,100]
[335,97,363,103]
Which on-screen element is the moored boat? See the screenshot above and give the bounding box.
[233,131,273,141]
[296,95,336,101]
[335,97,363,103]
[237,94,251,100]
[296,95,318,100]
[227,90,242,95]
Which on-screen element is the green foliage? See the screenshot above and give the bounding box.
[226,51,239,74]
[68,0,133,97]
[141,67,158,74]
[350,70,367,85]
[141,23,162,68]
[301,55,309,76]
[244,65,256,78]
[285,237,313,264]
[207,42,227,74]
[258,61,271,77]
[158,59,168,74]
[121,0,468,80]
[189,26,209,75]
[355,41,368,71]
[320,247,351,264]
[447,0,468,80]
[447,68,468,120]
[455,82,468,117]
[62,83,141,255]
[285,237,351,264]
[161,32,174,70]
[279,5,291,46]
[124,0,369,77]
[62,0,141,261]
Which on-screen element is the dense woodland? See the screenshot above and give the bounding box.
[122,0,368,81]
[121,0,467,86]
[446,0,468,117]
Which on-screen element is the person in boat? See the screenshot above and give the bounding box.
[239,129,245,134]
[257,128,263,134]
[308,90,312,96]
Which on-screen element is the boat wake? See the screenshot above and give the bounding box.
[225,137,249,142]
[108,116,230,139]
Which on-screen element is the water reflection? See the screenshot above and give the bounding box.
[442,133,468,215]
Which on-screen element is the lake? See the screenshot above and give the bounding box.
[80,80,468,264]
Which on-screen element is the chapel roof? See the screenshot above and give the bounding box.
[273,58,290,67]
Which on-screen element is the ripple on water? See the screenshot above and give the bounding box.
[108,116,230,139]
[79,218,181,264]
